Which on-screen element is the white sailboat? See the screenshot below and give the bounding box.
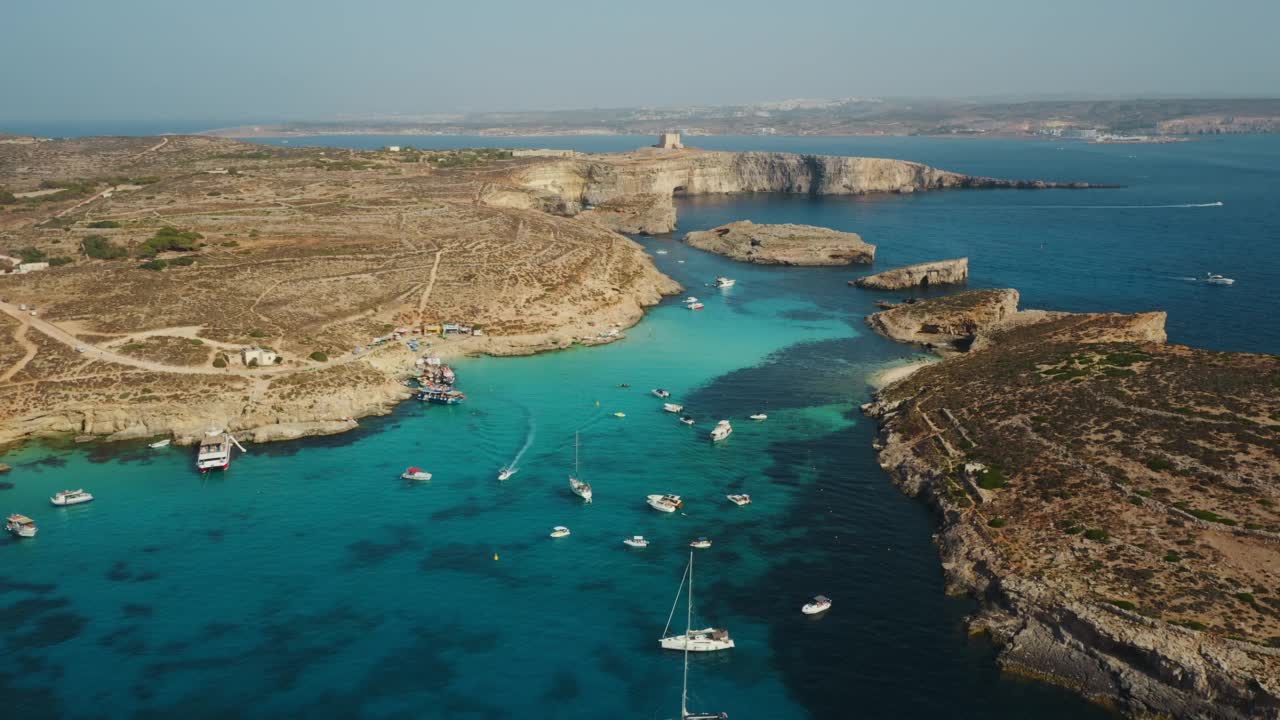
[661,552,735,653]
[568,433,592,503]
[667,553,731,720]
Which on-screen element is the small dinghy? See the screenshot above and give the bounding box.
[679,415,695,426]
[50,489,94,506]
[652,388,671,399]
[690,537,712,549]
[687,302,705,311]
[727,494,751,506]
[647,494,684,513]
[802,595,833,615]
[749,413,767,421]
[498,467,517,481]
[663,403,684,414]
[656,250,669,255]
[613,412,626,418]
[550,526,571,538]
[401,467,433,481]
[623,535,650,548]
[148,438,171,449]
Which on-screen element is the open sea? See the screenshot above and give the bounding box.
[2,134,1278,719]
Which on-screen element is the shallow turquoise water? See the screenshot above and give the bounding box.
[5,135,1280,718]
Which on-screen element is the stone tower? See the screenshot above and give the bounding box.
[656,132,683,149]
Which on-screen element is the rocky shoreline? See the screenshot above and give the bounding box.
[684,220,875,266]
[860,290,1280,718]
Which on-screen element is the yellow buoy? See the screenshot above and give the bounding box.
[493,552,499,561]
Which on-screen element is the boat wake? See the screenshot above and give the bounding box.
[506,409,536,473]
[944,201,1224,210]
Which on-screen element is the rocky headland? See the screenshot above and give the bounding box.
[854,257,969,290]
[683,220,875,266]
[862,290,1280,718]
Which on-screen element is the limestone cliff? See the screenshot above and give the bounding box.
[854,258,969,290]
[578,194,676,235]
[866,288,1017,351]
[683,220,875,266]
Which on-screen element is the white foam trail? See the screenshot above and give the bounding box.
[507,408,535,471]
[940,201,1223,210]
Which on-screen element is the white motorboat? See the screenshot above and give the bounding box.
[802,595,833,615]
[624,535,649,548]
[713,277,736,288]
[50,489,94,506]
[710,420,733,442]
[613,412,626,418]
[401,467,433,481]
[1205,272,1236,285]
[647,494,684,513]
[498,467,517,481]
[652,388,671,399]
[148,438,171,449]
[5,514,37,538]
[686,302,704,311]
[679,415,695,426]
[661,552,735,654]
[727,494,751,506]
[550,526,571,538]
[683,296,699,305]
[663,403,684,414]
[569,433,592,503]
[749,413,767,421]
[656,250,669,255]
[690,537,712,549]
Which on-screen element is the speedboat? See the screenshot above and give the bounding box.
[613,412,626,418]
[710,420,733,442]
[623,535,649,548]
[660,627,735,652]
[679,415,695,426]
[618,383,631,388]
[652,388,671,399]
[713,277,736,288]
[802,595,833,615]
[498,467,517,481]
[148,438,171,449]
[50,489,94,506]
[647,494,684,513]
[663,403,684,414]
[1206,272,1236,285]
[401,467,433,481]
[749,413,767,421]
[656,250,669,255]
[690,537,712,549]
[5,514,37,538]
[550,526,571,538]
[686,302,705,311]
[727,494,751,506]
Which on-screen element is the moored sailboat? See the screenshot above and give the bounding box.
[569,433,592,503]
[666,552,731,720]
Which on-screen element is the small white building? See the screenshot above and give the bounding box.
[656,132,683,150]
[385,145,402,152]
[240,346,278,366]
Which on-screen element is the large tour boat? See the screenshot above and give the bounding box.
[196,429,243,472]
[416,385,466,405]
[50,489,94,506]
[5,514,37,538]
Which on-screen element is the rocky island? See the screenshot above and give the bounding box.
[0,137,1093,448]
[854,257,969,290]
[862,290,1280,718]
[683,220,875,266]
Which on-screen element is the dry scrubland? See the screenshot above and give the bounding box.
[0,136,677,444]
[866,291,1280,717]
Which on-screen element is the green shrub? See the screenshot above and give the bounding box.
[86,220,120,228]
[987,517,1007,528]
[1128,495,1144,506]
[1172,619,1207,632]
[136,226,203,257]
[212,356,228,369]
[16,247,47,263]
[248,329,266,338]
[1185,507,1238,526]
[0,188,17,204]
[48,256,73,266]
[1146,457,1173,472]
[139,259,167,271]
[309,351,329,362]
[1084,528,1109,542]
[1105,599,1137,611]
[1164,552,1181,562]
[1235,592,1256,604]
[82,235,128,259]
[168,256,196,267]
[976,467,1008,490]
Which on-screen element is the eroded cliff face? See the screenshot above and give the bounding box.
[855,258,969,290]
[866,288,1019,351]
[684,220,875,266]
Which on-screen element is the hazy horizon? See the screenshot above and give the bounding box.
[4,0,1280,130]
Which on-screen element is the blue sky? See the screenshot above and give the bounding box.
[2,0,1278,128]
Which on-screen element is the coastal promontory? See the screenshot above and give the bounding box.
[683,220,875,266]
[863,290,1280,718]
[853,257,969,290]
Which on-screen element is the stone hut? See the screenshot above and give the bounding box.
[656,133,683,149]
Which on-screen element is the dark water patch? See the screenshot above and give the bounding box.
[0,672,60,718]
[200,621,241,639]
[105,561,157,583]
[0,596,69,632]
[131,687,242,720]
[19,455,66,470]
[252,404,415,459]
[0,575,56,594]
[98,624,147,654]
[86,443,155,465]
[576,577,615,593]
[0,481,13,491]
[140,545,162,553]
[10,611,87,649]
[122,603,153,618]
[346,524,420,567]
[206,528,225,542]
[429,500,487,522]
[418,541,543,588]
[779,308,833,322]
[543,669,580,702]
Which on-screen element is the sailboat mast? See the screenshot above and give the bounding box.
[682,551,693,719]
[574,432,580,476]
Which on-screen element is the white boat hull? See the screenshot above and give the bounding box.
[802,603,832,615]
[8,526,37,538]
[50,494,94,506]
[660,630,735,652]
[402,472,432,481]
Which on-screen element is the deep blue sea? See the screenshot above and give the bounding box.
[3,134,1278,719]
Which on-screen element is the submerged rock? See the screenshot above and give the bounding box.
[684,220,875,266]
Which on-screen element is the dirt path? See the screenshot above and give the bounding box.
[417,250,446,312]
[1,324,38,382]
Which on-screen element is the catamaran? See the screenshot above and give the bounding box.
[569,433,592,503]
[50,489,94,506]
[648,494,684,513]
[661,552,735,658]
[196,429,244,472]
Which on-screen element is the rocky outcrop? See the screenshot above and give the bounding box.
[866,288,1018,351]
[683,220,875,266]
[578,193,676,235]
[854,258,968,290]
